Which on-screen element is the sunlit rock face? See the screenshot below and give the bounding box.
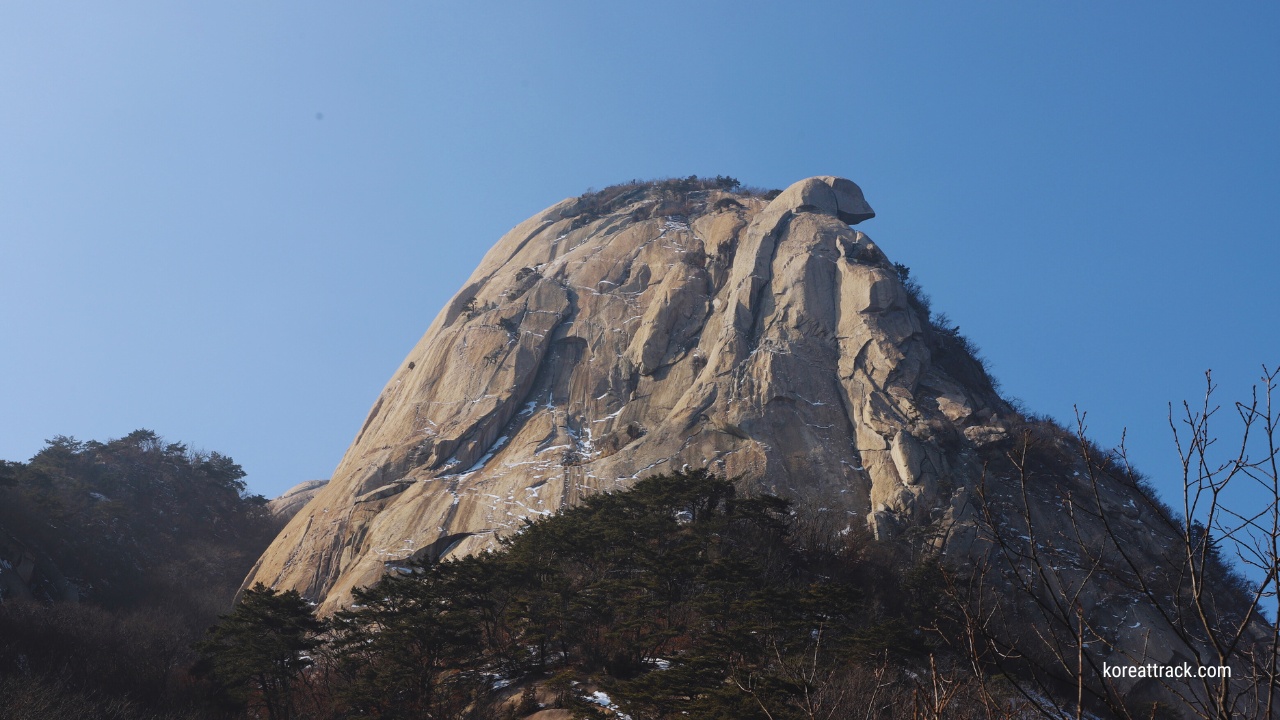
[267,479,329,521]
[244,176,1009,614]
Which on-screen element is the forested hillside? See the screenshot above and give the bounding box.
[196,470,1019,719]
[0,430,280,719]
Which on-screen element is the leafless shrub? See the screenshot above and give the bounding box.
[949,367,1280,719]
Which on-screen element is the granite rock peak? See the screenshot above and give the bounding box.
[245,176,1011,613]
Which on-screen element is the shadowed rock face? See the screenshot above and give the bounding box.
[245,176,1010,614]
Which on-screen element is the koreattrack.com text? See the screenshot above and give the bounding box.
[1103,663,1231,679]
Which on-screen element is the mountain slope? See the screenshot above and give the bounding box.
[243,176,1275,716]
[246,176,1010,614]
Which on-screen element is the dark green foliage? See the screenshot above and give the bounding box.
[893,262,932,319]
[328,556,498,719]
[0,431,280,719]
[0,430,276,609]
[0,460,19,486]
[196,584,325,720]
[321,470,952,719]
[711,174,741,191]
[892,263,1002,397]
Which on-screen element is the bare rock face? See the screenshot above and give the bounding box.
[245,175,1012,614]
[267,479,330,521]
[241,177,1273,715]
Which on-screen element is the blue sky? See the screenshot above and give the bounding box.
[1,2,1276,503]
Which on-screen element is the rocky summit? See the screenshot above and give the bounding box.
[245,175,1014,614]
[242,176,1273,714]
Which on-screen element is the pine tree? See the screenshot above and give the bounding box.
[197,583,324,720]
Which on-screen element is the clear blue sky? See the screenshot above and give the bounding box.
[1,2,1276,503]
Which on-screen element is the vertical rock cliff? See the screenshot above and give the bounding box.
[245,176,1013,614]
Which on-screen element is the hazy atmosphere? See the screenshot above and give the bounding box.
[2,2,1276,502]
